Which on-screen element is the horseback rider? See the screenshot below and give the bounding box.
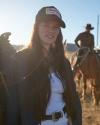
[75,23,94,50]
[74,24,95,68]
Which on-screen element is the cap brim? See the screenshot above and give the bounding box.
[40,15,66,28]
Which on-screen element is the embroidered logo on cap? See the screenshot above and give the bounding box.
[46,7,61,19]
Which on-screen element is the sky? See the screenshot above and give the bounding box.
[0,0,100,47]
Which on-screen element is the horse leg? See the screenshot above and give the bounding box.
[96,87,100,105]
[75,77,82,97]
[74,71,83,97]
[81,76,87,101]
[91,85,97,105]
[92,85,100,106]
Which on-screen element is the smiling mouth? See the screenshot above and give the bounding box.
[46,34,55,39]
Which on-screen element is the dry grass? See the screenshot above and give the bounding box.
[76,83,100,125]
[82,101,100,125]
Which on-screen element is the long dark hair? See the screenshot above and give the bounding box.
[27,20,76,117]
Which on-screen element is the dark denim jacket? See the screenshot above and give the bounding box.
[6,49,82,125]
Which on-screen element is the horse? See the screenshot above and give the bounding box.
[0,32,16,85]
[71,47,100,105]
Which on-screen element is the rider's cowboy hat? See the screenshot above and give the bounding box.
[85,24,94,30]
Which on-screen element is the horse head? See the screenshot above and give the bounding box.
[0,32,11,43]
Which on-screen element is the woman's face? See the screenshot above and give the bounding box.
[38,20,60,50]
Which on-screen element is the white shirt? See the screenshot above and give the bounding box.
[46,72,65,115]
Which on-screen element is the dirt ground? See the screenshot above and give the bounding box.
[82,101,100,125]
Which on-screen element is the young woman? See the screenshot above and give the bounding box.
[7,6,82,125]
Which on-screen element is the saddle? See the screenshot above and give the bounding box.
[70,47,90,69]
